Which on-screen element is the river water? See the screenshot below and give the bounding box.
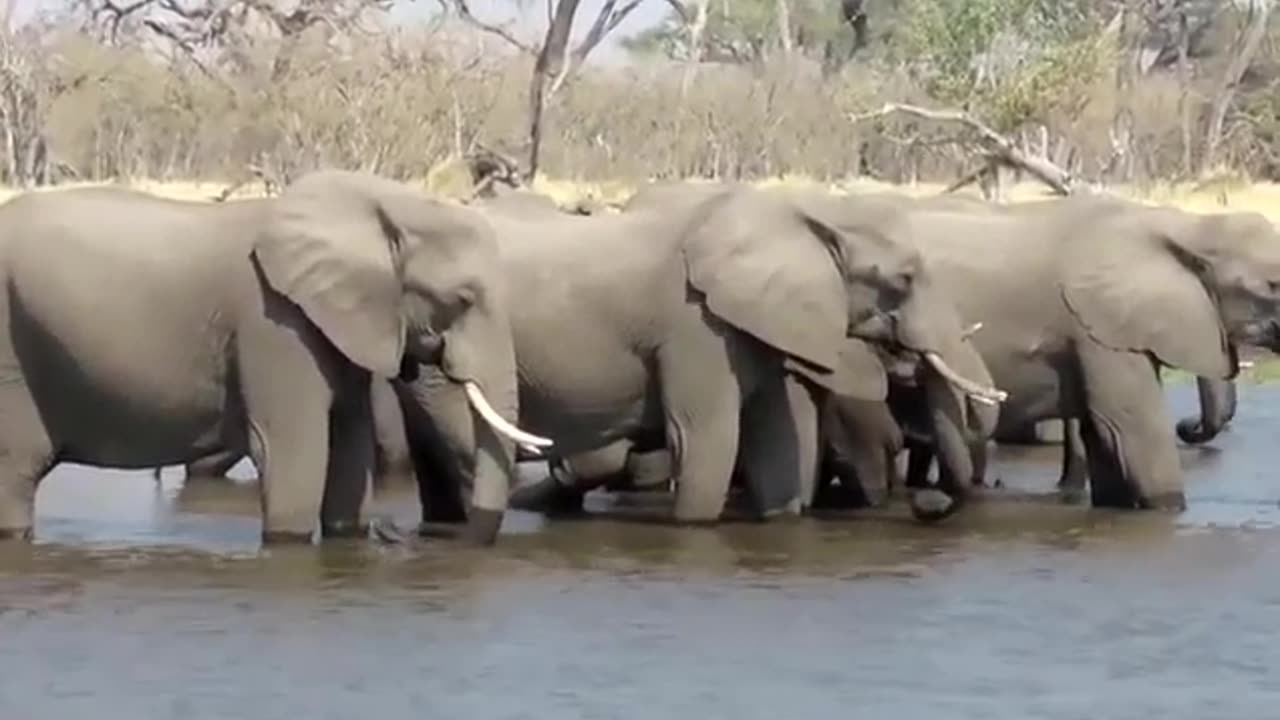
[3,384,1279,719]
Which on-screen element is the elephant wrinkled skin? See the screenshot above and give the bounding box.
[0,170,547,545]
[417,183,1003,530]
[862,193,1280,510]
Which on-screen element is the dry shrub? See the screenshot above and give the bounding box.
[0,8,1279,190]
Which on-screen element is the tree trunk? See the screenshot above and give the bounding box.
[524,0,582,183]
[680,0,710,98]
[774,0,793,58]
[1176,2,1194,177]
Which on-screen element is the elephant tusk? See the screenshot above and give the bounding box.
[923,352,1009,404]
[961,322,984,340]
[463,381,556,454]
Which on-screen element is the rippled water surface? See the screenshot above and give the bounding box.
[4,384,1280,719]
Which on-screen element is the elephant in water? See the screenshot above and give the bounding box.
[530,183,1275,515]
[409,183,1004,530]
[835,191,1280,510]
[513,327,996,518]
[0,170,549,545]
[151,379,414,482]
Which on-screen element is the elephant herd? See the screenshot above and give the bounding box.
[0,170,1276,548]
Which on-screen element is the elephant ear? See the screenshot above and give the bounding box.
[255,171,407,379]
[785,339,887,401]
[1060,212,1234,379]
[683,189,848,372]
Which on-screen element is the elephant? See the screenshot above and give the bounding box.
[409,182,1005,532]
[151,379,413,483]
[838,191,1280,510]
[587,183,1279,513]
[0,169,549,545]
[512,327,997,518]
[531,182,1001,516]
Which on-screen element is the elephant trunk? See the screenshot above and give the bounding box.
[405,301,544,545]
[887,280,1006,406]
[1175,376,1237,444]
[909,338,999,521]
[885,285,1001,521]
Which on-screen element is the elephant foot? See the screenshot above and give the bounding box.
[0,526,33,541]
[508,476,587,517]
[812,479,875,509]
[908,488,959,523]
[461,509,504,545]
[320,520,370,539]
[370,517,412,545]
[184,473,235,483]
[756,496,803,520]
[1137,491,1187,512]
[1057,484,1088,505]
[261,529,316,545]
[418,509,504,546]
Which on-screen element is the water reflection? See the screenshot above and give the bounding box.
[2,384,1279,719]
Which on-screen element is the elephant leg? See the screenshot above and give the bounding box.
[903,443,934,489]
[622,446,673,490]
[1057,418,1089,504]
[815,398,899,509]
[970,440,990,486]
[319,378,375,538]
[370,380,412,482]
[238,331,335,545]
[393,373,470,526]
[659,321,744,524]
[736,373,818,518]
[509,443,632,516]
[1077,344,1186,511]
[185,448,245,481]
[0,383,55,540]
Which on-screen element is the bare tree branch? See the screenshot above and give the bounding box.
[850,103,1076,195]
[1201,0,1274,174]
[447,0,536,54]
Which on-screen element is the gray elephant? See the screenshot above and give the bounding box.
[152,379,413,483]
[516,330,996,518]
[851,192,1280,509]
[584,184,1275,513]
[409,183,1004,532]
[537,182,1001,517]
[0,170,549,544]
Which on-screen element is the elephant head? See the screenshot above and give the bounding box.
[254,170,552,545]
[1060,201,1280,382]
[707,188,1007,406]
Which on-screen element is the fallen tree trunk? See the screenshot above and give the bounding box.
[850,102,1076,198]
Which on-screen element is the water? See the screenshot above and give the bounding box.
[3,384,1280,719]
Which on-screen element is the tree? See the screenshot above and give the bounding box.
[80,0,393,81]
[446,0,644,182]
[623,0,870,71]
[1201,0,1275,173]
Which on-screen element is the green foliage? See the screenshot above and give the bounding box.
[898,0,1112,131]
[622,0,858,63]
